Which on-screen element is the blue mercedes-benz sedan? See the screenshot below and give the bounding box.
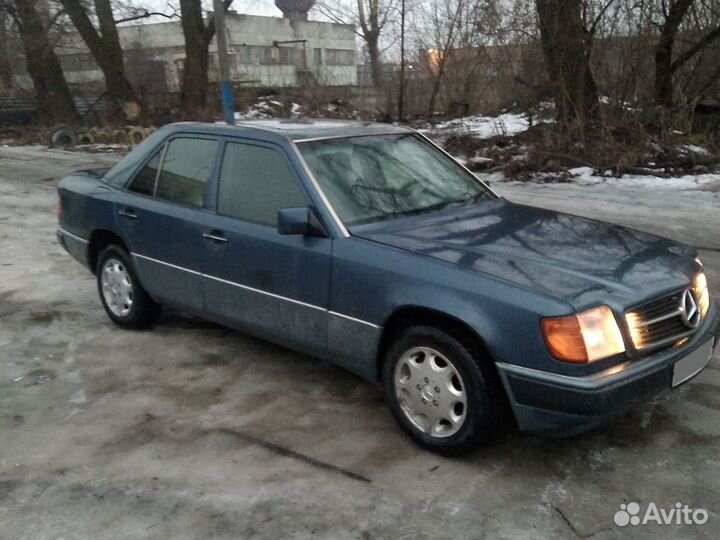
[57,120,718,454]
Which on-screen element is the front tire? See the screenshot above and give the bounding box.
[96,245,161,329]
[382,325,505,455]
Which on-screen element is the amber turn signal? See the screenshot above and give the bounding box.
[542,305,625,363]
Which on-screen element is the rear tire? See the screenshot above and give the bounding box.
[382,325,504,455]
[96,245,161,329]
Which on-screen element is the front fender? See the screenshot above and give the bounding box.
[330,237,577,380]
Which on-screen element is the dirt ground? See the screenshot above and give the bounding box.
[0,145,719,540]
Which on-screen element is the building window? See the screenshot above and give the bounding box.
[60,53,98,72]
[238,46,298,66]
[324,49,355,66]
[276,46,299,65]
[313,48,322,66]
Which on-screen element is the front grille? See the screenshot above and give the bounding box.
[625,290,698,352]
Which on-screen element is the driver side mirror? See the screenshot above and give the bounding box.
[277,207,327,237]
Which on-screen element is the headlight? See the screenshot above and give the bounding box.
[693,271,710,318]
[541,305,625,363]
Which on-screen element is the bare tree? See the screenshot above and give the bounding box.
[179,0,232,112]
[536,0,599,128]
[654,0,720,107]
[59,0,142,120]
[0,8,12,88]
[424,0,466,116]
[316,0,396,87]
[0,0,79,123]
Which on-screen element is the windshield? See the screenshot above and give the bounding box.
[298,134,495,226]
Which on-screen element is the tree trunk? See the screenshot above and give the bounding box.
[0,11,12,89]
[357,0,382,87]
[536,0,599,128]
[179,0,210,111]
[654,0,694,108]
[59,0,143,120]
[427,53,450,116]
[179,0,233,112]
[366,34,382,87]
[14,0,79,123]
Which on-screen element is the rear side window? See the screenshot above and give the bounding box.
[155,138,217,207]
[218,142,306,226]
[128,148,162,196]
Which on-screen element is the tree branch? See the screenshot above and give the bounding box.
[115,9,178,24]
[204,0,234,43]
[671,25,720,72]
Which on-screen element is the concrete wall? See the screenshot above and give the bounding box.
[227,14,357,87]
[12,14,358,93]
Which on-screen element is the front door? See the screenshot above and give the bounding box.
[200,139,332,354]
[115,135,219,312]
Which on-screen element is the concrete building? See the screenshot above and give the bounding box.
[13,4,357,94]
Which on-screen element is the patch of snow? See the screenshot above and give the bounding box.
[432,112,540,139]
[481,165,720,189]
[680,144,711,156]
[566,166,719,189]
[234,96,286,120]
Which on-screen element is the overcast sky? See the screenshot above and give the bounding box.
[133,0,286,18]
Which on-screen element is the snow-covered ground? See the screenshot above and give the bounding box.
[427,103,555,139]
[482,169,720,251]
[234,97,301,120]
[539,166,720,190]
[429,111,538,138]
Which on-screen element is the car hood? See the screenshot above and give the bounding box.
[352,198,697,309]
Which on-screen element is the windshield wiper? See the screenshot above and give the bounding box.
[384,191,490,220]
[462,191,490,206]
[385,200,462,219]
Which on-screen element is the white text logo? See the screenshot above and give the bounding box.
[614,502,709,527]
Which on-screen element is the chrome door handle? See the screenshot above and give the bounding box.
[202,232,228,243]
[118,208,138,220]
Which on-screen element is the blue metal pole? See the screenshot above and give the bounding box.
[221,80,235,125]
[214,0,235,125]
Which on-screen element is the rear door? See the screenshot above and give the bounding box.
[200,138,332,354]
[114,135,219,311]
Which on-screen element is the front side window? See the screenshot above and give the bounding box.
[154,138,217,207]
[298,134,495,226]
[128,147,162,196]
[218,142,306,226]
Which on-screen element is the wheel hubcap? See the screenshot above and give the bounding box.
[394,346,468,438]
[101,258,134,317]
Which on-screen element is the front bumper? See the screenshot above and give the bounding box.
[497,303,719,436]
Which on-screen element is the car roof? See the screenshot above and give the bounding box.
[166,119,413,142]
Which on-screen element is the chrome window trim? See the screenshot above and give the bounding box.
[58,227,89,244]
[289,141,350,238]
[131,252,381,329]
[410,128,500,198]
[293,131,410,143]
[151,141,170,197]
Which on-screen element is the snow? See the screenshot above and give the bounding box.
[234,97,287,120]
[431,112,539,138]
[565,166,720,189]
[474,165,720,191]
[681,144,711,156]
